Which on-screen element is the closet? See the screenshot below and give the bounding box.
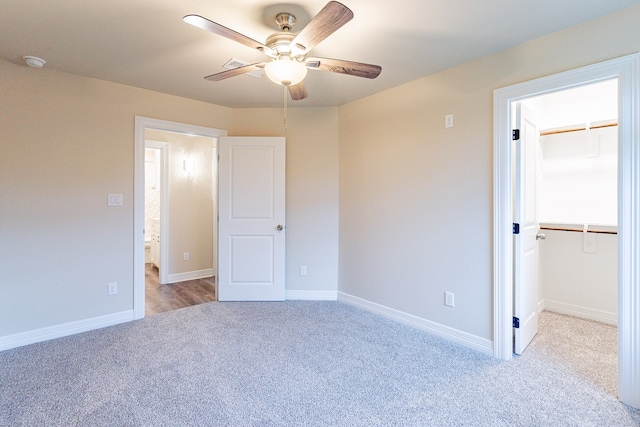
[536,120,618,325]
[522,79,618,325]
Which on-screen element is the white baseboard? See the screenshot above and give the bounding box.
[542,300,617,326]
[286,290,338,301]
[166,268,214,284]
[337,292,493,355]
[0,310,134,352]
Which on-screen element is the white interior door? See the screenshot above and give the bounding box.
[217,136,286,301]
[514,103,540,354]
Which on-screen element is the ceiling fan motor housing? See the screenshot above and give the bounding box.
[275,13,296,31]
[265,32,298,57]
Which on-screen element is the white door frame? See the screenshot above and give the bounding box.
[145,140,169,285]
[134,117,227,319]
[493,53,640,408]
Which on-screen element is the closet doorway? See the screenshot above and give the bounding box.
[513,80,619,391]
[522,80,618,327]
[493,53,640,409]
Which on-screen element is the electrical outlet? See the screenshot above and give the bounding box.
[445,291,454,307]
[300,265,307,276]
[108,282,118,296]
[107,193,123,206]
[183,252,189,261]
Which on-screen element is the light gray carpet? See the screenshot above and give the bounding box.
[1,302,639,426]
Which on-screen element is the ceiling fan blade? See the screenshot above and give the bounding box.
[291,1,353,53]
[184,15,272,55]
[288,82,308,101]
[305,57,382,79]
[204,63,266,82]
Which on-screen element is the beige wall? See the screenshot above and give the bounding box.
[0,59,232,336]
[231,107,340,294]
[0,60,339,339]
[338,4,640,340]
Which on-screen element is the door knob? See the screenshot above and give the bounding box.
[536,233,546,240]
[276,224,284,231]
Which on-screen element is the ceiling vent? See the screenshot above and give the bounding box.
[222,58,264,78]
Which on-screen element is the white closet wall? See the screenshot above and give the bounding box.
[537,126,617,324]
[523,80,618,325]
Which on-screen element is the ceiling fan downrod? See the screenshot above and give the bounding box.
[275,13,296,31]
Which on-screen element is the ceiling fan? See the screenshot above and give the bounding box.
[183,1,382,101]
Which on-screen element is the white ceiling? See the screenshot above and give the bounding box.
[2,0,639,108]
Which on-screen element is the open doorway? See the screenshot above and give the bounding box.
[523,80,618,327]
[493,53,640,409]
[143,130,218,316]
[510,80,619,391]
[134,117,228,319]
[144,141,168,284]
[135,118,288,314]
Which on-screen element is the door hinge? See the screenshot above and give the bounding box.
[513,223,520,234]
[513,317,520,328]
[512,129,520,140]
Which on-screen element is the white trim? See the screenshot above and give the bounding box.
[618,53,640,409]
[166,268,215,284]
[145,140,169,285]
[211,145,218,279]
[0,311,134,352]
[134,117,227,320]
[286,290,338,300]
[493,53,640,408]
[543,300,617,326]
[338,292,493,355]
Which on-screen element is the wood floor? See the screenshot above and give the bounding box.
[145,263,216,316]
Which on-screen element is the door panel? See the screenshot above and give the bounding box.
[230,236,274,282]
[514,103,540,355]
[230,147,275,218]
[218,137,285,301]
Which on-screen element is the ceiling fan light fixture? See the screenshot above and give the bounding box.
[264,58,307,86]
[185,2,380,101]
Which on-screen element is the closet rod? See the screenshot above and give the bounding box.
[539,122,617,136]
[539,226,617,235]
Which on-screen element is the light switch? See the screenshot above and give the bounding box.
[108,194,123,207]
[445,114,454,128]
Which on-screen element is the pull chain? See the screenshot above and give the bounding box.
[283,85,288,134]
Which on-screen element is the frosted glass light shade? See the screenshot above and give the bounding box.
[264,59,307,86]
